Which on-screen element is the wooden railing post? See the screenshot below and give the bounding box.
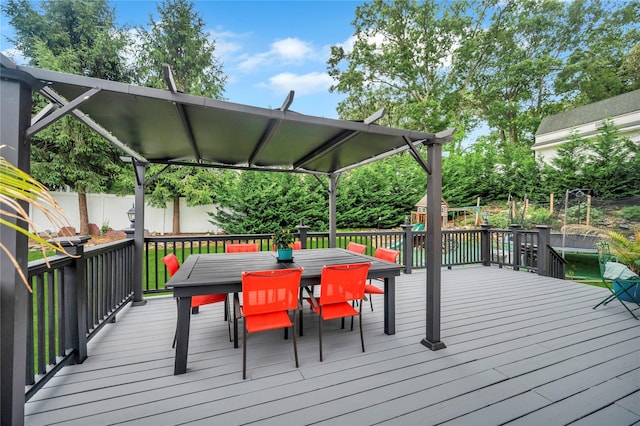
[481,224,492,266]
[536,225,551,277]
[296,219,310,249]
[401,218,413,274]
[57,236,90,364]
[510,224,522,271]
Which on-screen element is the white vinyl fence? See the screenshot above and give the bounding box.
[30,192,224,235]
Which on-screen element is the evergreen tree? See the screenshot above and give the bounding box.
[2,0,131,234]
[134,0,227,233]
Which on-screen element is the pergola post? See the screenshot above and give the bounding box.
[1,72,31,426]
[131,160,147,306]
[421,136,448,351]
[328,173,338,248]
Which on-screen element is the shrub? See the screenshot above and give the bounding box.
[620,206,640,221]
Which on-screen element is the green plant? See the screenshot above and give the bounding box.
[1,148,74,290]
[620,206,640,221]
[564,224,640,275]
[273,228,294,249]
[100,221,112,234]
[528,208,554,226]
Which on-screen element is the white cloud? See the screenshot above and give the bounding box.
[210,28,246,60]
[237,37,317,72]
[271,38,312,61]
[259,71,335,96]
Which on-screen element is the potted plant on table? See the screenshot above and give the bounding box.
[273,228,295,261]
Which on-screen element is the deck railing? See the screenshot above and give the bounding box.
[25,238,134,401]
[24,224,561,401]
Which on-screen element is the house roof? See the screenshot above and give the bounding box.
[536,89,640,136]
[1,55,453,175]
[415,195,448,208]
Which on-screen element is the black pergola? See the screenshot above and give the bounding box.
[1,53,452,423]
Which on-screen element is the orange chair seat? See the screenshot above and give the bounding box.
[364,284,384,295]
[306,298,359,320]
[244,311,293,333]
[192,294,227,307]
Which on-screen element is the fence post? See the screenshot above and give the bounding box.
[401,218,413,274]
[481,224,492,266]
[296,219,310,249]
[536,225,551,276]
[57,236,90,364]
[510,224,522,271]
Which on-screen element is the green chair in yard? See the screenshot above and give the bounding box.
[593,241,640,320]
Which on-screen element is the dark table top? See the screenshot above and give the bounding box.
[166,248,402,296]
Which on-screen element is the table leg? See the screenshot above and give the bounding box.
[383,276,395,335]
[174,296,191,375]
[233,292,239,348]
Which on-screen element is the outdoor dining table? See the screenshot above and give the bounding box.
[165,248,403,375]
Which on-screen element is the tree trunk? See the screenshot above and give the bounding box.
[78,191,89,235]
[172,197,180,234]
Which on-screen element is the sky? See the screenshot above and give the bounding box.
[1,0,367,119]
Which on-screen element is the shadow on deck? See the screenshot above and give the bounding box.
[25,267,640,425]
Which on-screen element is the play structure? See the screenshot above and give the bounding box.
[411,195,484,229]
[411,195,449,228]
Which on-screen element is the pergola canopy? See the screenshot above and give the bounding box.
[2,56,448,175]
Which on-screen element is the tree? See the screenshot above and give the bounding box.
[209,171,326,234]
[543,121,640,198]
[327,0,498,151]
[134,0,227,233]
[2,0,131,235]
[555,1,640,104]
[337,153,425,228]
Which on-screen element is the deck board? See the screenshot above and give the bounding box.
[24,266,640,425]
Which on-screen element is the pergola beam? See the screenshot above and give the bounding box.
[162,63,202,161]
[26,87,101,138]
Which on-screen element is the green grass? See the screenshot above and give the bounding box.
[564,253,600,281]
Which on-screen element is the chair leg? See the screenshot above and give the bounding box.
[233,293,240,348]
[359,303,365,352]
[243,325,247,379]
[225,296,232,342]
[370,294,374,311]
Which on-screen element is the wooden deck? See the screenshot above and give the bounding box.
[25,266,640,425]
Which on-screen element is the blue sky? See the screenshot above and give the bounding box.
[1,0,367,119]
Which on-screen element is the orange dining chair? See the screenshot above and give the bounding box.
[346,242,367,254]
[162,253,231,347]
[364,247,400,311]
[226,243,260,253]
[305,262,372,361]
[239,267,303,379]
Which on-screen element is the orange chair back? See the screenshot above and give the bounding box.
[226,243,260,253]
[320,262,372,305]
[346,242,367,254]
[292,241,302,250]
[241,268,303,316]
[162,253,180,277]
[374,247,400,263]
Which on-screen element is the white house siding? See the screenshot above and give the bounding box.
[29,192,224,235]
[533,89,640,164]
